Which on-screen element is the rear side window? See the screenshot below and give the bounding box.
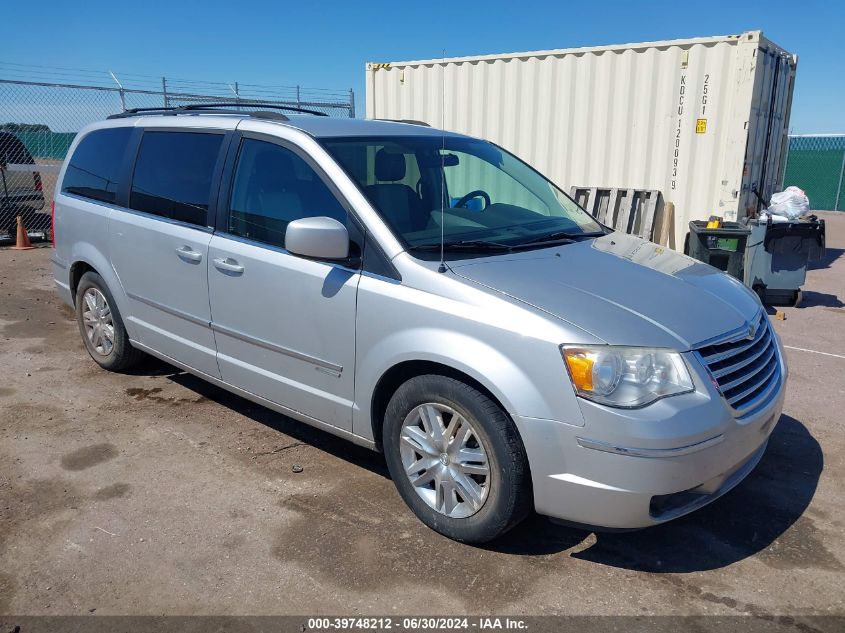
[129,131,224,226]
[62,127,132,204]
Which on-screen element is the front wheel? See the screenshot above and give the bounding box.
[383,374,531,543]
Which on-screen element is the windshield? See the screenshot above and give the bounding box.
[321,135,604,255]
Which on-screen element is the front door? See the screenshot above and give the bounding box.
[207,135,359,430]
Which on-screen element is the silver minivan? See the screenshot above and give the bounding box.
[51,105,787,543]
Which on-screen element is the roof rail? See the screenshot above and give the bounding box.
[107,102,330,121]
[375,118,431,127]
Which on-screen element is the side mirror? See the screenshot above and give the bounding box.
[285,216,350,261]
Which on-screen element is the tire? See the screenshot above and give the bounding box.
[75,271,145,371]
[383,374,531,543]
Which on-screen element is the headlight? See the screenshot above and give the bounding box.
[561,346,694,408]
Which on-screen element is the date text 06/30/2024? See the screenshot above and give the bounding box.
[306,617,529,630]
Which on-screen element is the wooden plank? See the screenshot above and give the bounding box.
[633,191,645,234]
[593,189,605,223]
[605,188,619,226]
[571,187,589,210]
[657,201,675,246]
[611,189,624,231]
[599,189,613,225]
[631,191,643,234]
[639,191,660,239]
[616,189,633,233]
[571,186,665,239]
[587,187,598,216]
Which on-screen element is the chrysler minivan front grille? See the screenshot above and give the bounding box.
[696,312,781,418]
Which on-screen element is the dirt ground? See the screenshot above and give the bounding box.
[0,214,843,621]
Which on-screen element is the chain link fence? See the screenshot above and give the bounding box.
[782,135,845,212]
[0,67,356,240]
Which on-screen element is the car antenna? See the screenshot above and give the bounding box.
[438,49,448,274]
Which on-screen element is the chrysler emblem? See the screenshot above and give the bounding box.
[747,322,757,340]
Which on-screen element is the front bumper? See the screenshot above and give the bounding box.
[515,349,787,529]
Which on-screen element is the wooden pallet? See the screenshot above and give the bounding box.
[570,187,663,240]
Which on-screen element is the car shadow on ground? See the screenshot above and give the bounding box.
[147,359,822,573]
[160,363,391,479]
[491,414,824,572]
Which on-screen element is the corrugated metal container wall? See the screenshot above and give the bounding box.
[366,31,796,250]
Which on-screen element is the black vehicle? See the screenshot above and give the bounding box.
[0,131,47,238]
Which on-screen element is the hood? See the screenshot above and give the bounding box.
[449,232,761,350]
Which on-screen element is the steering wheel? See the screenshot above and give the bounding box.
[454,190,491,209]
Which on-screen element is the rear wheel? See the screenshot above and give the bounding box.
[383,374,531,543]
[75,271,145,371]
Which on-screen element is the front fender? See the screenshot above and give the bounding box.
[352,279,588,441]
[354,326,540,424]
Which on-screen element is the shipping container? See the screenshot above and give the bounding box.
[366,31,797,250]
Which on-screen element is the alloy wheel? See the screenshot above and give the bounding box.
[399,403,490,518]
[81,288,115,356]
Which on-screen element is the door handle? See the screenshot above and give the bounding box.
[213,257,245,274]
[175,245,203,263]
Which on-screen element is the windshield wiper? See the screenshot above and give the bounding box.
[408,239,514,252]
[408,230,607,253]
[513,229,607,248]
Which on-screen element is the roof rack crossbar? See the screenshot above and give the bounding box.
[106,102,330,120]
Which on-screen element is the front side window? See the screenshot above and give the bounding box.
[129,131,224,226]
[227,138,346,248]
[62,127,132,204]
[322,136,603,255]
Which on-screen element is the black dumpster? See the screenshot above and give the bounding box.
[684,220,751,280]
[743,216,826,305]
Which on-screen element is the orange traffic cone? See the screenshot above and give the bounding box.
[12,215,35,250]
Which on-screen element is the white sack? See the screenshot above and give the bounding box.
[767,186,809,219]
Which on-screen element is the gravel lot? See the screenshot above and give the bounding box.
[0,214,843,623]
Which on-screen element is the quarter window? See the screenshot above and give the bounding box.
[227,139,347,248]
[62,127,132,204]
[129,131,224,226]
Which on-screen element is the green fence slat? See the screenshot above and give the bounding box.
[783,135,845,212]
[13,131,77,161]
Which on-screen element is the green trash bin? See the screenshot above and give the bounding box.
[743,216,826,306]
[684,220,751,280]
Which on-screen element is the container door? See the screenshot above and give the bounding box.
[742,49,796,217]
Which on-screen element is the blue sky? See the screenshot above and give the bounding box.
[3,0,843,133]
